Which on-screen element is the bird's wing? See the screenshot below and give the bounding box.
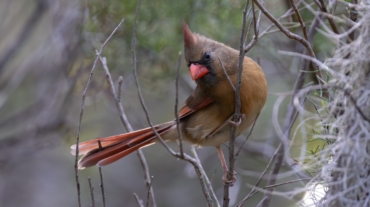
[178,86,214,119]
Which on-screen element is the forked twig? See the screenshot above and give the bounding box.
[98,53,156,207]
[74,17,124,207]
[234,114,260,158]
[223,0,249,206]
[146,176,154,207]
[131,0,213,206]
[88,177,95,207]
[191,147,221,207]
[133,193,145,207]
[174,52,184,158]
[217,57,235,91]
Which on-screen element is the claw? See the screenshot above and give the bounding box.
[228,114,246,127]
[222,171,237,187]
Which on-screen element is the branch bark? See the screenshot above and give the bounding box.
[131,0,213,206]
[222,1,249,206]
[74,17,124,207]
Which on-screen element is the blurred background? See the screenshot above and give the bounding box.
[0,0,334,206]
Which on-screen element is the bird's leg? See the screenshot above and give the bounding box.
[216,146,236,186]
[207,114,246,138]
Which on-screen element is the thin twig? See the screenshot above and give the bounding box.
[260,96,308,207]
[347,0,358,43]
[98,141,106,207]
[133,193,145,207]
[98,55,156,206]
[191,147,221,207]
[239,178,310,206]
[74,17,124,207]
[244,0,264,53]
[242,7,254,47]
[317,0,339,34]
[217,57,235,91]
[131,0,212,206]
[289,0,308,40]
[174,52,184,158]
[252,0,317,65]
[118,76,123,102]
[234,114,260,158]
[146,176,154,207]
[223,1,249,206]
[236,141,283,207]
[88,177,95,207]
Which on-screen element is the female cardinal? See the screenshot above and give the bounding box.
[71,22,267,185]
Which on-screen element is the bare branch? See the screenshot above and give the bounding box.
[131,0,213,206]
[74,16,124,207]
[236,141,283,207]
[252,0,317,63]
[234,114,259,158]
[98,55,156,206]
[223,0,249,206]
[244,0,264,53]
[289,0,308,40]
[191,147,221,207]
[88,177,95,207]
[98,141,106,207]
[146,176,154,207]
[133,193,145,207]
[175,52,184,158]
[118,76,124,103]
[217,57,235,91]
[260,95,309,207]
[317,0,339,34]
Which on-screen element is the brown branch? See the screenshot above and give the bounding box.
[191,147,221,207]
[252,0,317,63]
[347,0,358,42]
[235,114,259,158]
[260,96,308,207]
[236,141,283,207]
[248,1,321,206]
[244,0,264,53]
[239,178,310,205]
[217,57,235,91]
[289,0,308,40]
[98,55,156,206]
[98,141,106,207]
[133,193,145,207]
[174,52,184,158]
[146,176,154,207]
[317,0,339,34]
[223,0,249,206]
[88,177,95,207]
[131,0,213,206]
[242,7,254,47]
[74,17,124,207]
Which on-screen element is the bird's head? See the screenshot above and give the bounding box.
[182,22,238,89]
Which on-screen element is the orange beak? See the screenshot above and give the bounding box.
[190,64,209,80]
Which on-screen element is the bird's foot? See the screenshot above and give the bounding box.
[222,171,237,187]
[228,114,246,127]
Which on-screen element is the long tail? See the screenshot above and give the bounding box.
[71,122,175,169]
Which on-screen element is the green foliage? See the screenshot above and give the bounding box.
[82,0,247,80]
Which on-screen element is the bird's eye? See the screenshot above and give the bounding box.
[205,52,211,60]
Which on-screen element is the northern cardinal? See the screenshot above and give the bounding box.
[71,22,267,185]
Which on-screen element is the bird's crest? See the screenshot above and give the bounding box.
[183,21,195,48]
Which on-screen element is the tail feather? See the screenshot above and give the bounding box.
[73,122,174,169]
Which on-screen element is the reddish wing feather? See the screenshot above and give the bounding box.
[178,97,213,118]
